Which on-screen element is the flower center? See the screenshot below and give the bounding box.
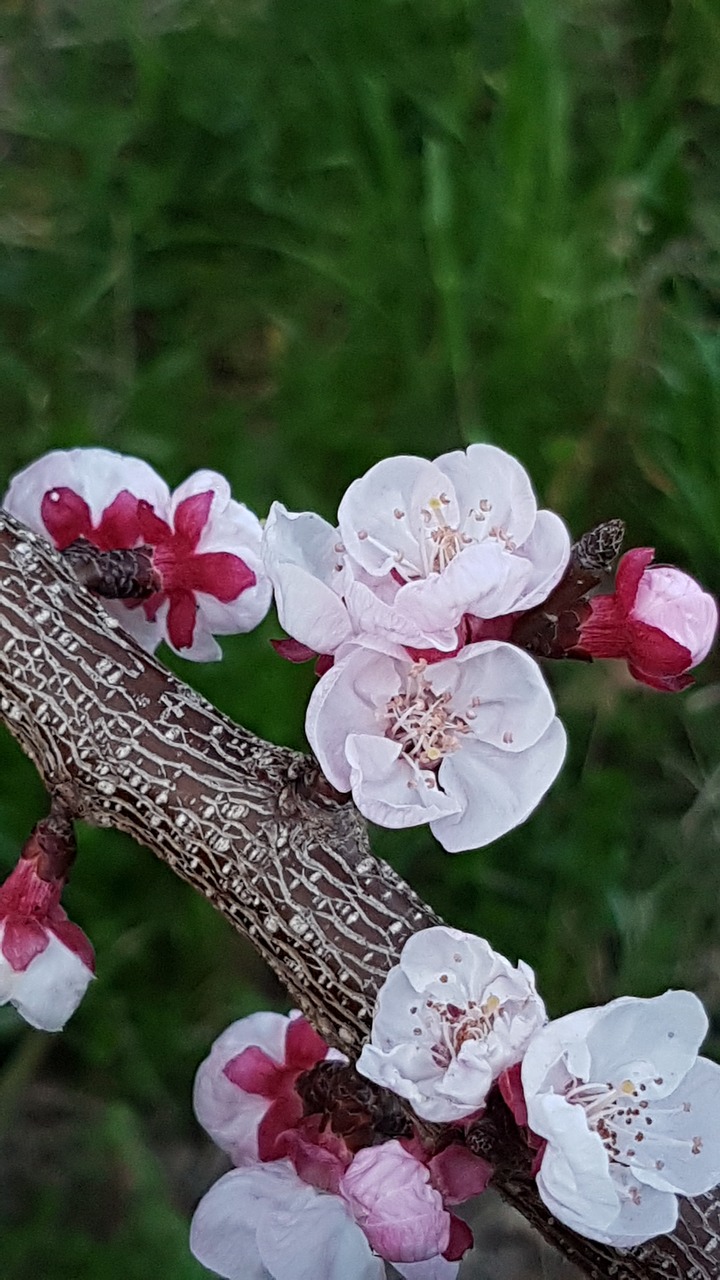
[384,663,469,772]
[566,1077,654,1164]
[422,994,503,1069]
[420,496,470,574]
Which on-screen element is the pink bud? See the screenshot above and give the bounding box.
[340,1141,450,1264]
[579,549,717,691]
[632,564,717,666]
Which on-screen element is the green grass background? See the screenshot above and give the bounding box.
[0,0,719,1275]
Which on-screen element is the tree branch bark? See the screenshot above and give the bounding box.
[0,508,717,1280]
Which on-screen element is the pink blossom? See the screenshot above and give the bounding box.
[578,549,717,691]
[190,1160,387,1280]
[357,926,546,1123]
[336,446,570,650]
[306,640,566,852]
[0,856,94,1032]
[193,1011,339,1167]
[522,991,720,1246]
[4,449,271,660]
[339,1141,450,1263]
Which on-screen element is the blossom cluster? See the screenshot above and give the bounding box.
[262,447,717,852]
[190,1008,491,1280]
[355,925,720,1249]
[3,444,716,855]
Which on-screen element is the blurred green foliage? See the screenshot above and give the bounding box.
[0,0,719,1274]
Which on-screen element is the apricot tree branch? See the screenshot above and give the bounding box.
[0,508,716,1280]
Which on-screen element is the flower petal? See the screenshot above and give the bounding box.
[0,928,93,1032]
[427,642,557,752]
[339,456,459,580]
[190,1163,300,1280]
[347,734,460,829]
[435,443,538,548]
[4,448,170,532]
[263,505,353,655]
[256,1172,384,1280]
[433,719,567,852]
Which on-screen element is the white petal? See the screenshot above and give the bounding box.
[356,1042,482,1123]
[511,509,571,611]
[305,647,401,793]
[435,443,537,547]
[396,541,531,631]
[257,1184,384,1280]
[263,505,352,654]
[428,642,557,752]
[0,931,93,1033]
[190,1163,303,1280]
[345,578,458,653]
[4,447,170,530]
[632,1056,720,1197]
[347,735,460,829]
[396,927,502,996]
[535,1095,620,1237]
[432,719,567,852]
[522,1008,611,1109]
[585,992,709,1100]
[101,599,165,654]
[393,1258,459,1280]
[597,1167,679,1248]
[338,456,459,579]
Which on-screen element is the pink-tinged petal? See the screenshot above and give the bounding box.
[428,1145,492,1205]
[347,732,460,829]
[47,918,95,973]
[4,448,170,533]
[626,662,694,693]
[271,637,319,663]
[263,504,353,656]
[224,1045,288,1096]
[511,509,571,612]
[394,1259,460,1280]
[173,490,214,551]
[344,578,459,654]
[40,488,94,550]
[255,1170,384,1280]
[105,598,165,655]
[632,565,717,666]
[193,1012,292,1165]
[339,456,460,580]
[285,1014,332,1072]
[166,590,198,651]
[305,647,400,794]
[340,1141,450,1264]
[0,928,93,1032]
[429,641,556,753]
[435,442,538,548]
[256,1092,304,1161]
[93,490,143,550]
[138,499,173,544]
[190,1163,298,1280]
[396,541,531,632]
[181,552,256,602]
[498,1063,528,1128]
[442,1214,473,1262]
[626,620,692,683]
[615,548,655,614]
[2,917,50,971]
[598,1169,680,1249]
[434,719,567,853]
[275,1118,351,1194]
